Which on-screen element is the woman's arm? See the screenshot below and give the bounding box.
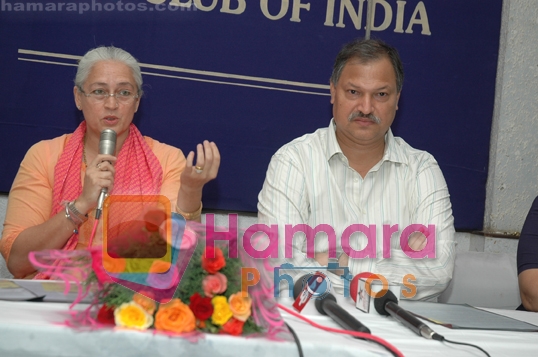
[2,138,116,278]
[176,140,220,222]
[156,139,220,222]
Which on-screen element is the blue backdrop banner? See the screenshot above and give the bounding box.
[0,0,502,230]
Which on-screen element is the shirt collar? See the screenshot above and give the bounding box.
[382,128,408,165]
[325,119,342,160]
[325,118,408,166]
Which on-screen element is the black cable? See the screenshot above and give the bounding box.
[432,333,491,357]
[278,304,403,357]
[285,322,304,357]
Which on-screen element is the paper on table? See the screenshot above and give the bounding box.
[0,279,93,303]
[399,300,538,332]
[0,280,44,301]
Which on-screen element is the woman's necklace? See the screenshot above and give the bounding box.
[82,135,87,167]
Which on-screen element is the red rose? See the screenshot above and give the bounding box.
[221,317,245,336]
[201,246,226,274]
[189,293,214,321]
[96,304,116,325]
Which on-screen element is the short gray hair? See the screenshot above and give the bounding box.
[74,46,143,96]
[330,38,404,93]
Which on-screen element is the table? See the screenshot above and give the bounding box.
[0,295,537,357]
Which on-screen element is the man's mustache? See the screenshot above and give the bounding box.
[348,112,381,124]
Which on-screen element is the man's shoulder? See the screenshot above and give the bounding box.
[274,126,329,158]
[391,135,439,168]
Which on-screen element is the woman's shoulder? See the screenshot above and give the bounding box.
[25,134,71,162]
[143,136,185,164]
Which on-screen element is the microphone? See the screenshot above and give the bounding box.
[350,272,376,303]
[315,293,371,335]
[95,129,116,219]
[374,289,441,340]
[293,275,370,335]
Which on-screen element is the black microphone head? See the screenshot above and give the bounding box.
[292,273,331,300]
[374,289,398,316]
[314,292,336,315]
[293,274,314,300]
[99,129,117,155]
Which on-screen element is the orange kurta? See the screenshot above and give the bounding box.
[0,133,185,273]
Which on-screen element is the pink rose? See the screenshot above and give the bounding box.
[202,273,227,298]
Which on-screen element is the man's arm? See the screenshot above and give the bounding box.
[376,159,456,300]
[258,154,321,270]
[517,196,538,311]
[519,269,538,311]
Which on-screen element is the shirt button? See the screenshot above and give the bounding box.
[354,178,359,182]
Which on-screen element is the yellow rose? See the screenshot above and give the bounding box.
[155,299,196,334]
[228,292,252,322]
[211,295,233,326]
[114,301,153,330]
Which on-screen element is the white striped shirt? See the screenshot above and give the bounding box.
[258,119,455,300]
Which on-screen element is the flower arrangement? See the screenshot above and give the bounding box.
[90,240,263,336]
[28,208,287,340]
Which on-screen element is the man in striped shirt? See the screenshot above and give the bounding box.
[258,38,455,301]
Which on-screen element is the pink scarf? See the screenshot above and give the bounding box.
[34,121,163,279]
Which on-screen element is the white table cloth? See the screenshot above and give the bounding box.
[0,296,537,357]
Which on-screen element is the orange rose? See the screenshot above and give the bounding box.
[155,299,196,334]
[133,292,157,315]
[228,292,252,322]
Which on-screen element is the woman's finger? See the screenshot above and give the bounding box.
[203,140,213,163]
[194,143,205,172]
[207,142,220,178]
[186,151,195,168]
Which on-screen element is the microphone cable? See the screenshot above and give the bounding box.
[374,289,491,357]
[285,322,304,357]
[431,333,491,357]
[277,303,404,357]
[87,216,100,247]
